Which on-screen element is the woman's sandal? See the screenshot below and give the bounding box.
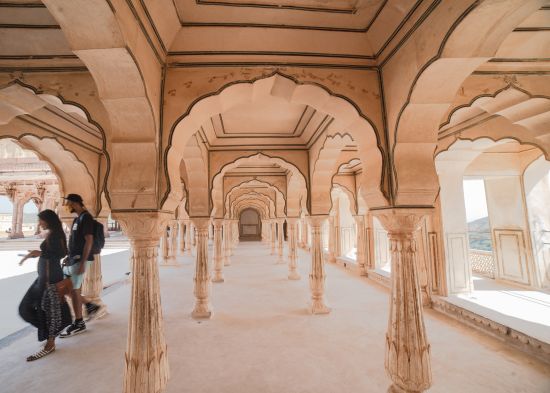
[26,346,55,362]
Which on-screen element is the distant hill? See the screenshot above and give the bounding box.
[468,217,492,251]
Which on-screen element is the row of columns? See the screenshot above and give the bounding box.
[113,209,431,393]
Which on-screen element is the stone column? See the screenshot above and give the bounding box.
[233,220,239,249]
[114,212,170,393]
[212,219,224,283]
[354,215,367,276]
[308,215,330,314]
[277,219,285,264]
[375,209,432,393]
[191,218,212,319]
[184,220,192,253]
[287,218,300,280]
[169,220,178,260]
[328,216,336,263]
[178,220,185,255]
[223,220,232,266]
[270,220,277,255]
[10,199,24,239]
[82,254,106,311]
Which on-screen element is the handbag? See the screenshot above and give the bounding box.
[45,259,73,301]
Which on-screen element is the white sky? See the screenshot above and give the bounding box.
[0,196,38,214]
[463,179,489,222]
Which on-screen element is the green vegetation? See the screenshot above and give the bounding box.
[468,217,492,251]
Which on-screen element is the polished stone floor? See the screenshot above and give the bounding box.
[0,241,549,393]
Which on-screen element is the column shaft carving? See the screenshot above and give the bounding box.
[114,212,170,393]
[192,218,212,318]
[308,216,330,314]
[375,209,432,393]
[82,254,106,308]
[212,219,224,283]
[270,221,276,255]
[287,218,300,280]
[223,220,232,266]
[184,220,192,253]
[178,220,185,254]
[355,215,367,276]
[328,216,336,263]
[277,219,285,264]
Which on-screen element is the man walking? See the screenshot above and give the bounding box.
[60,194,101,337]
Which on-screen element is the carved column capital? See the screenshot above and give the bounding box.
[113,211,172,243]
[373,208,432,235]
[191,217,211,231]
[307,215,327,228]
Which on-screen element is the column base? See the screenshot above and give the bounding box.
[223,258,231,266]
[310,300,331,315]
[288,271,301,280]
[387,384,421,393]
[211,274,224,283]
[9,233,24,239]
[357,265,368,276]
[191,306,212,319]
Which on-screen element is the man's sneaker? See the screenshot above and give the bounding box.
[85,303,101,321]
[59,320,86,338]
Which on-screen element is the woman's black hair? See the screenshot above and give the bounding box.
[38,209,67,255]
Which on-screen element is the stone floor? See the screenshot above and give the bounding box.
[0,241,549,393]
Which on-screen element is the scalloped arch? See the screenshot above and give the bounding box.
[163,72,386,211]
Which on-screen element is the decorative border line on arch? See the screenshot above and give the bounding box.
[212,156,296,216]
[0,79,111,215]
[162,70,388,209]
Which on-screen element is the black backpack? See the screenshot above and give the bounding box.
[92,219,105,255]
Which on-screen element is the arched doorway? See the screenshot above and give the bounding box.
[239,208,261,241]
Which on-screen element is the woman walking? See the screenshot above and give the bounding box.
[18,209,72,361]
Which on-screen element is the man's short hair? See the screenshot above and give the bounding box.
[63,194,84,205]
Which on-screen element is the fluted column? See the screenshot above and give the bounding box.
[170,220,178,259]
[114,212,170,393]
[287,218,300,280]
[354,215,367,276]
[82,254,106,310]
[191,218,212,319]
[270,220,276,255]
[232,220,239,249]
[160,222,178,267]
[375,209,432,393]
[301,217,309,250]
[223,220,232,266]
[212,219,224,283]
[178,220,185,255]
[328,216,336,263]
[184,220,192,253]
[276,219,285,264]
[308,215,330,314]
[10,198,24,239]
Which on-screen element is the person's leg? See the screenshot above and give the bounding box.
[73,288,83,320]
[19,283,40,328]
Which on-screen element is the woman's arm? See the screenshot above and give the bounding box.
[19,250,41,266]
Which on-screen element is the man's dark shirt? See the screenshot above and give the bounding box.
[68,211,94,263]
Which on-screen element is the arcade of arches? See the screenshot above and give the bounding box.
[1,1,550,392]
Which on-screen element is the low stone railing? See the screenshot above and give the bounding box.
[469,249,495,278]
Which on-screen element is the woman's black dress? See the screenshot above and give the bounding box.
[18,233,72,341]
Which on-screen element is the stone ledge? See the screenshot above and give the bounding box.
[365,268,391,288]
[432,296,550,365]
